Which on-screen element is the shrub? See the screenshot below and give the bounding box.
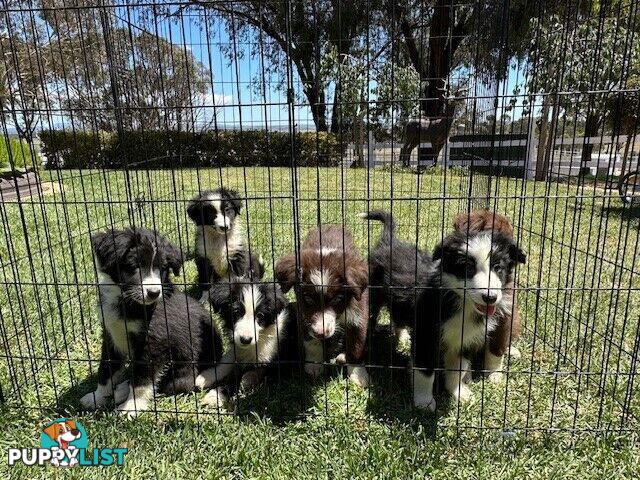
[39,130,107,169]
[39,129,345,169]
[0,137,41,171]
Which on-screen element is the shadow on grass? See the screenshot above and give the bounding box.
[602,203,640,223]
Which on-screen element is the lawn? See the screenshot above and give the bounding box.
[0,166,639,478]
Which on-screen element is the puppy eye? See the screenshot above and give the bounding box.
[493,264,503,273]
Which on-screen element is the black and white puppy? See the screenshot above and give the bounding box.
[80,228,223,417]
[194,279,299,405]
[187,188,265,301]
[364,210,525,411]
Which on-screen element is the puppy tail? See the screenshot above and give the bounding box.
[358,210,396,243]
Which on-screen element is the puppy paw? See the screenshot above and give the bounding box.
[116,401,140,419]
[487,372,504,384]
[239,370,262,394]
[195,371,212,390]
[508,346,522,359]
[396,327,411,348]
[414,392,436,412]
[452,385,473,403]
[202,388,230,409]
[305,362,323,378]
[333,353,346,365]
[113,381,130,404]
[199,291,210,305]
[79,390,105,410]
[347,365,369,388]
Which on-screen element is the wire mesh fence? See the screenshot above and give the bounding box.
[0,0,638,441]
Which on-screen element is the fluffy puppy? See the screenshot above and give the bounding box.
[275,225,370,387]
[453,209,522,376]
[187,188,264,299]
[364,211,525,411]
[80,228,223,417]
[453,208,514,238]
[194,279,299,404]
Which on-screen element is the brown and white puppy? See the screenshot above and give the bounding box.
[453,209,521,382]
[275,225,370,387]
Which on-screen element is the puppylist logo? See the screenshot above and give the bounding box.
[7,418,128,467]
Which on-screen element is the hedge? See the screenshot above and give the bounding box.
[39,130,345,169]
[0,137,41,171]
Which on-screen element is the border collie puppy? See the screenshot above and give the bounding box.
[80,228,223,417]
[453,209,522,380]
[194,279,299,404]
[363,210,525,411]
[275,225,370,387]
[187,188,264,300]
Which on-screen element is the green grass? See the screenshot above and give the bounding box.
[0,137,40,172]
[1,167,639,478]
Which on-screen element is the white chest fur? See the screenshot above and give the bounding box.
[234,309,288,364]
[96,272,144,358]
[196,223,245,278]
[441,303,497,355]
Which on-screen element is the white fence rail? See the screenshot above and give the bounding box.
[345,132,636,179]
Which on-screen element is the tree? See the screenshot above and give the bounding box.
[385,0,555,119]
[0,4,51,143]
[525,12,640,176]
[188,0,385,133]
[41,2,213,132]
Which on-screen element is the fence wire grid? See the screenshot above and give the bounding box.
[0,0,639,442]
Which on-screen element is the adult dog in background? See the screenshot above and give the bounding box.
[80,228,223,417]
[275,225,370,387]
[363,211,525,411]
[187,188,264,300]
[453,208,522,376]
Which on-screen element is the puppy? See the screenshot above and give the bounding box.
[275,225,370,387]
[453,208,514,238]
[194,279,299,404]
[363,211,525,410]
[80,228,223,417]
[187,188,264,300]
[453,208,522,377]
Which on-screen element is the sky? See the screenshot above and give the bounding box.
[109,5,528,133]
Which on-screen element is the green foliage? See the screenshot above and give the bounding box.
[39,130,345,169]
[0,137,40,171]
[527,14,640,119]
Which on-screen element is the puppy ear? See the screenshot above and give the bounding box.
[208,282,230,312]
[167,245,184,276]
[509,244,526,264]
[157,235,184,276]
[273,283,288,312]
[91,230,116,271]
[186,198,202,223]
[346,259,368,301]
[274,254,297,293]
[227,189,242,214]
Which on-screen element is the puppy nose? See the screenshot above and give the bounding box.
[239,335,252,345]
[482,293,497,304]
[220,225,229,231]
[146,288,161,300]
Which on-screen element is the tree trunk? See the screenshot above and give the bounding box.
[305,85,328,132]
[330,85,342,134]
[424,0,451,117]
[535,101,551,181]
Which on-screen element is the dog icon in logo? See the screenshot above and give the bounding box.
[42,419,83,467]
